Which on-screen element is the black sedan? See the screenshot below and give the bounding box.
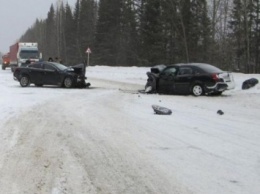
[13,61,90,88]
[145,63,235,96]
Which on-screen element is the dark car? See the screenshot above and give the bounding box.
[13,61,90,88]
[145,63,235,96]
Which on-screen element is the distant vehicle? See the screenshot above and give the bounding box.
[1,53,10,70]
[145,63,235,96]
[9,42,42,72]
[13,61,90,88]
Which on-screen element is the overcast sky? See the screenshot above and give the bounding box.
[0,0,77,53]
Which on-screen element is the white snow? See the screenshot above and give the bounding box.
[0,64,260,194]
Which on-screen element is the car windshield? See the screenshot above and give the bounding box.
[20,50,39,59]
[51,62,71,71]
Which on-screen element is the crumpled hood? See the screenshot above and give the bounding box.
[150,64,166,74]
[70,63,86,76]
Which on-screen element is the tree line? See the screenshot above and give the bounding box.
[19,0,260,73]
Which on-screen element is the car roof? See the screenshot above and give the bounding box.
[167,63,223,73]
[168,63,211,67]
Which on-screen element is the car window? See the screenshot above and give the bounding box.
[162,67,177,75]
[44,64,56,71]
[178,67,193,75]
[192,67,203,75]
[29,63,42,69]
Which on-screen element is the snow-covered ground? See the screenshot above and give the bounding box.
[0,64,260,194]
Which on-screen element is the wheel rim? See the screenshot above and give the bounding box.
[21,77,29,86]
[193,85,203,96]
[64,78,72,88]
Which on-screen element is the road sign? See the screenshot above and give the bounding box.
[86,48,91,53]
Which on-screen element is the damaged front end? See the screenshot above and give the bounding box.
[70,63,91,88]
[145,64,166,93]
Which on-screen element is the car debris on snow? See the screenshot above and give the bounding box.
[152,105,172,115]
[217,110,224,115]
[242,78,259,90]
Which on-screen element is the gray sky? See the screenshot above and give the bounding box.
[0,0,76,53]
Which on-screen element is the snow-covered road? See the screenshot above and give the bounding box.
[0,65,260,194]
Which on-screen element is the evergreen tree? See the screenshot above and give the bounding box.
[179,0,211,63]
[116,0,139,66]
[139,0,166,66]
[95,0,138,66]
[160,1,180,64]
[78,0,98,64]
[45,4,57,59]
[55,1,64,60]
[63,3,77,64]
[229,0,256,73]
[74,0,82,60]
[252,0,260,72]
[192,0,211,62]
[95,0,121,65]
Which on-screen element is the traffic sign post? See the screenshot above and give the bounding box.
[85,48,91,66]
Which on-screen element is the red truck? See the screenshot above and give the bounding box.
[1,53,10,70]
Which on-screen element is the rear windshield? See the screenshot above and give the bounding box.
[199,64,223,73]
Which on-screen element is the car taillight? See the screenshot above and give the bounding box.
[212,73,219,81]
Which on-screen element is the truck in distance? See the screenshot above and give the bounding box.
[1,52,10,70]
[9,42,42,72]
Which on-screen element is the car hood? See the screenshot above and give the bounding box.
[150,64,167,74]
[67,63,86,76]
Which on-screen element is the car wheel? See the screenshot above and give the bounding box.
[20,75,30,87]
[192,84,204,96]
[2,65,5,70]
[63,77,74,88]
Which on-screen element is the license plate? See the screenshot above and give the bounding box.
[222,73,231,82]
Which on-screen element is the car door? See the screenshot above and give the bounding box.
[42,63,60,85]
[157,67,177,94]
[28,62,44,84]
[174,67,194,94]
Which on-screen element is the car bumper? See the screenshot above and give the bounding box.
[220,72,236,90]
[75,76,91,88]
[205,82,228,93]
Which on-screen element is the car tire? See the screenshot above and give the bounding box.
[63,77,74,88]
[20,75,30,87]
[2,65,5,70]
[191,84,204,96]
